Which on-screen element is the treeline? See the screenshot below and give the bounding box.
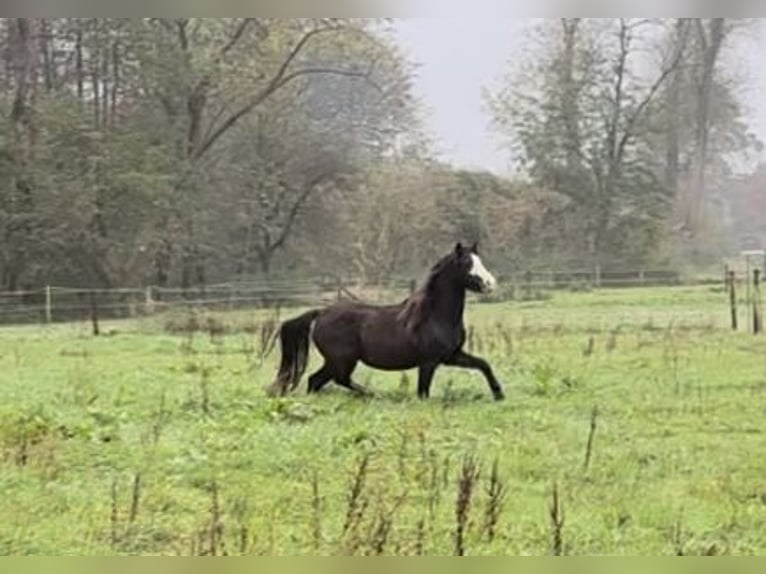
[487,18,761,268]
[0,19,761,291]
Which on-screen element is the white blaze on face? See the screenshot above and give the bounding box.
[469,253,497,292]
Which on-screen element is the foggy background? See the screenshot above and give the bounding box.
[1,18,764,301]
[394,18,766,174]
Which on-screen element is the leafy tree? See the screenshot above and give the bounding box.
[0,18,421,289]
[488,19,690,267]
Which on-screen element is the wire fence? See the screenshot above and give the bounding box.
[0,268,722,327]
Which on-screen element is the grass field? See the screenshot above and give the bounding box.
[1,285,765,555]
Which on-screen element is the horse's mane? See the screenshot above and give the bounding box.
[397,253,455,333]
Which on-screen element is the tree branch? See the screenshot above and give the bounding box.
[257,172,333,255]
[192,25,327,159]
[193,24,379,161]
[221,18,255,55]
[176,19,189,51]
[560,18,580,35]
[275,180,325,250]
[626,18,655,31]
[190,19,204,42]
[608,19,630,165]
[695,18,708,53]
[183,18,260,156]
[148,18,174,33]
[615,22,689,164]
[275,66,380,93]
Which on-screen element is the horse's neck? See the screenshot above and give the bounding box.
[427,276,465,327]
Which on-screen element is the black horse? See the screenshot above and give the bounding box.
[270,243,505,400]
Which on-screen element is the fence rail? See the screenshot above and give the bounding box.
[0,268,713,327]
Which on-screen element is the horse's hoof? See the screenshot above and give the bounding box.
[493,391,505,401]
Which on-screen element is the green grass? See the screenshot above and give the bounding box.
[1,285,765,555]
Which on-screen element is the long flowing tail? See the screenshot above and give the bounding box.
[268,309,321,396]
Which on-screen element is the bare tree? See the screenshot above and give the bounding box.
[688,18,727,234]
[664,19,691,196]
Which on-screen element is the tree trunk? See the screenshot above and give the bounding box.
[11,19,33,140]
[75,21,84,101]
[7,19,36,290]
[257,248,273,275]
[187,84,208,157]
[154,240,172,289]
[560,18,581,171]
[91,41,101,128]
[39,19,54,91]
[101,39,110,129]
[111,38,120,125]
[589,194,612,270]
[180,258,191,291]
[179,246,206,290]
[665,19,688,196]
[689,18,725,234]
[6,271,19,293]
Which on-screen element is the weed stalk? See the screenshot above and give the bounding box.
[549,482,565,556]
[583,406,599,471]
[483,458,507,543]
[454,455,480,556]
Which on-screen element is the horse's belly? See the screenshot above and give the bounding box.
[359,327,420,370]
[359,340,420,370]
[361,353,420,371]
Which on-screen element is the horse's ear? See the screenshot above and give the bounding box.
[470,241,479,254]
[455,242,464,254]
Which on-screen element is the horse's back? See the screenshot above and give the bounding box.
[313,300,403,341]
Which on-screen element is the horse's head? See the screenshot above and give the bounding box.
[453,242,497,294]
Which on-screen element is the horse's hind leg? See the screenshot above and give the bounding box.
[312,327,368,396]
[307,360,369,397]
[332,360,372,397]
[335,376,372,397]
[307,364,333,394]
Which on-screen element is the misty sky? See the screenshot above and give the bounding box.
[392,18,766,175]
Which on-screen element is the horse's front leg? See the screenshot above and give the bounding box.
[443,350,505,401]
[417,363,438,399]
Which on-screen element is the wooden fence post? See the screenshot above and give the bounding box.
[729,270,738,331]
[145,286,154,315]
[753,268,762,334]
[45,285,52,324]
[746,257,752,330]
[524,270,532,300]
[89,291,100,336]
